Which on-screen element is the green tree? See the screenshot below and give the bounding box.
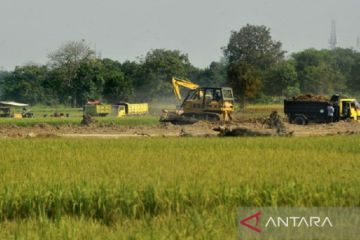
[331,48,357,80]
[293,49,327,92]
[48,40,96,106]
[2,65,48,104]
[227,61,262,107]
[101,59,133,102]
[42,68,64,105]
[224,24,285,101]
[349,55,360,94]
[138,49,194,100]
[72,59,105,106]
[293,49,347,94]
[224,24,285,70]
[303,64,345,94]
[0,71,10,97]
[121,60,144,99]
[264,61,298,96]
[192,61,227,87]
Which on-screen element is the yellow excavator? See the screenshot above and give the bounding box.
[160,77,234,124]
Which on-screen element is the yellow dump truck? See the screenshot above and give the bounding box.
[115,102,149,116]
[84,102,148,117]
[335,97,360,121]
[83,104,112,117]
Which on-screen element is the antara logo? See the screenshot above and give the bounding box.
[265,216,333,228]
[239,211,333,233]
[239,211,262,233]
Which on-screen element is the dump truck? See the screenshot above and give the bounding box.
[115,102,148,116]
[160,77,234,124]
[83,104,112,117]
[284,94,360,125]
[84,101,148,117]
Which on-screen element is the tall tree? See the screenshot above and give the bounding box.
[224,24,285,102]
[47,40,96,106]
[224,24,285,70]
[71,59,105,106]
[138,49,194,100]
[227,61,262,107]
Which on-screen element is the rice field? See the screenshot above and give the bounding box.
[0,136,359,239]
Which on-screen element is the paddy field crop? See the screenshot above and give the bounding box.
[0,136,359,239]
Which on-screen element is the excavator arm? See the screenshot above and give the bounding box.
[172,77,199,102]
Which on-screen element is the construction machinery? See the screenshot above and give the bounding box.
[284,94,360,125]
[83,103,112,117]
[84,100,149,117]
[160,77,234,124]
[115,102,149,116]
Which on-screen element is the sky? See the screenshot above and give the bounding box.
[0,0,359,70]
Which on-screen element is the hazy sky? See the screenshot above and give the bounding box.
[1,0,359,70]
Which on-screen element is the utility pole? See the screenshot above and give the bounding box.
[357,36,360,51]
[329,20,337,50]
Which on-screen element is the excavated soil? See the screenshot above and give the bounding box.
[1,118,360,138]
[291,94,330,102]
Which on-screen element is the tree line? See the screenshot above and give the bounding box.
[1,25,360,107]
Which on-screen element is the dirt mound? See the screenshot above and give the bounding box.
[213,126,273,137]
[212,111,293,137]
[292,94,329,102]
[81,115,94,126]
[264,111,287,135]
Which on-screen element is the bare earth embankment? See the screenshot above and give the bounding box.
[1,119,360,138]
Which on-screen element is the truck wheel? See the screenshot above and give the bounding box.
[294,116,306,125]
[288,116,293,124]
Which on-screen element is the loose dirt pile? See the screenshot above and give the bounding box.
[213,126,273,137]
[213,111,291,137]
[80,115,95,126]
[291,94,329,102]
[264,111,287,135]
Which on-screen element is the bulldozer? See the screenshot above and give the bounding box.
[160,77,234,124]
